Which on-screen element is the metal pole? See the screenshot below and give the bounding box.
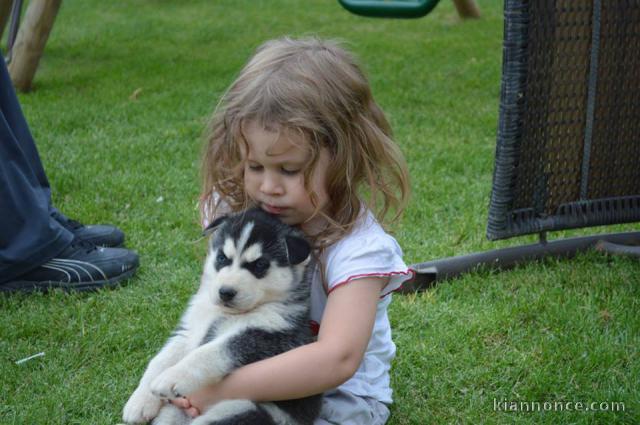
[403,231,640,292]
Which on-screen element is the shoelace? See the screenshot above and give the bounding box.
[52,211,84,230]
[70,238,98,254]
[64,218,84,230]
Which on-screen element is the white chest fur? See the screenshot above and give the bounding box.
[178,285,305,351]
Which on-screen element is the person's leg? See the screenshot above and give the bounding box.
[0,58,126,250]
[0,59,138,290]
[0,58,73,283]
[0,55,53,202]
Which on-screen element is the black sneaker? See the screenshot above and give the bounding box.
[0,239,139,293]
[52,210,125,247]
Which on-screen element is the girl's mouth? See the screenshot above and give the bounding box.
[262,203,287,215]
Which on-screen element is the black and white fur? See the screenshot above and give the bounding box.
[123,208,321,425]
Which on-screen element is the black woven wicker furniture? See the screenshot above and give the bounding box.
[488,0,640,240]
[407,0,640,291]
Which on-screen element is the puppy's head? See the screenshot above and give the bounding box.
[201,208,311,313]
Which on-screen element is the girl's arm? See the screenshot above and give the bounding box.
[180,276,387,413]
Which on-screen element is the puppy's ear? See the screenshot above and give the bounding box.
[202,215,229,237]
[285,235,311,265]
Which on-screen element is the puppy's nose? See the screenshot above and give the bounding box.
[218,287,237,302]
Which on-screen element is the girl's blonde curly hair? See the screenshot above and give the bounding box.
[200,36,410,248]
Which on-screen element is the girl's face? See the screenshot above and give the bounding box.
[242,121,330,234]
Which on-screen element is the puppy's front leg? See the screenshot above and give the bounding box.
[123,334,191,424]
[150,338,233,399]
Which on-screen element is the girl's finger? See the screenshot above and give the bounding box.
[186,407,201,417]
[169,397,191,409]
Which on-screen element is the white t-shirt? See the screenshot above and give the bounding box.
[309,209,413,404]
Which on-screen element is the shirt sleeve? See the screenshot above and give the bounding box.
[325,232,414,297]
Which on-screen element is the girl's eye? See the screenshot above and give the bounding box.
[281,168,300,176]
[248,164,263,172]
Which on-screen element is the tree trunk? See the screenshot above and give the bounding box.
[0,0,14,40]
[8,0,62,92]
[452,0,481,19]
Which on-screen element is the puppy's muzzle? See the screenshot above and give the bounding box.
[218,287,237,303]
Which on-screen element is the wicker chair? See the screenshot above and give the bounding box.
[407,0,640,290]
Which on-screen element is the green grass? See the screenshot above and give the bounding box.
[1,0,639,423]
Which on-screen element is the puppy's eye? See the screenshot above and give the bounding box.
[254,258,270,273]
[246,258,270,276]
[215,251,230,268]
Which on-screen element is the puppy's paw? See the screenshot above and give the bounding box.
[150,366,204,399]
[122,386,163,424]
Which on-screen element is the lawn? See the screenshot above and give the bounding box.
[1,0,638,424]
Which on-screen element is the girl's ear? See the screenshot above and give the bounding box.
[202,215,229,237]
[285,235,311,265]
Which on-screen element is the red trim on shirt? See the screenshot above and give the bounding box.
[327,268,416,297]
[309,320,320,336]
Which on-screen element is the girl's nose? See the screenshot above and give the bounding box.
[260,171,284,195]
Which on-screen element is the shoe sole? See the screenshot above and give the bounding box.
[0,267,138,293]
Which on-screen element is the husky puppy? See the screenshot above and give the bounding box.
[123,208,321,425]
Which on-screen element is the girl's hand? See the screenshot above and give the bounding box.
[169,397,200,418]
[169,382,227,417]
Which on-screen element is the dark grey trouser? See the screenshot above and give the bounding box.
[0,59,72,283]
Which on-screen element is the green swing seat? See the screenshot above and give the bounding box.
[338,0,441,19]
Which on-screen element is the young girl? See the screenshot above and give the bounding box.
[177,36,413,425]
